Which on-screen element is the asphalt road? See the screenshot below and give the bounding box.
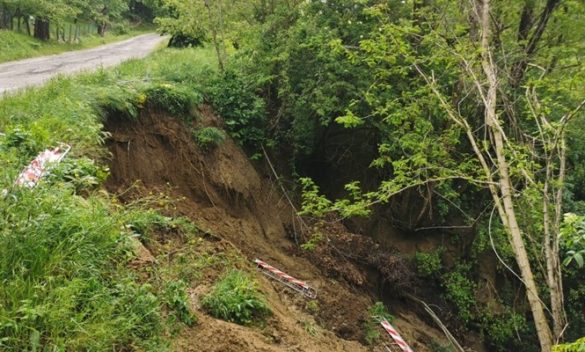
[0,33,167,94]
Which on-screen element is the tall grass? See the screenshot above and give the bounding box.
[0,46,217,350]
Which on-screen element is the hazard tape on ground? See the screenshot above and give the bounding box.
[15,144,71,188]
[380,318,413,352]
[254,258,317,299]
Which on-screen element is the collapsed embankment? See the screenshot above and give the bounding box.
[103,106,453,351]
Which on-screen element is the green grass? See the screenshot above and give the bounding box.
[201,270,271,325]
[0,26,154,64]
[0,46,218,351]
[193,127,226,150]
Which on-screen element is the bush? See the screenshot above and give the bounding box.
[480,309,527,351]
[443,264,476,324]
[193,127,226,150]
[414,249,443,278]
[163,280,197,327]
[47,157,109,193]
[202,270,270,325]
[205,70,266,149]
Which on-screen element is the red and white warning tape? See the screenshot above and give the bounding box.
[254,258,317,299]
[15,144,71,188]
[380,318,413,352]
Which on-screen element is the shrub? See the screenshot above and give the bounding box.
[205,70,266,149]
[193,127,226,150]
[163,280,197,327]
[414,248,443,278]
[480,309,527,351]
[202,270,270,325]
[47,157,110,193]
[443,264,476,324]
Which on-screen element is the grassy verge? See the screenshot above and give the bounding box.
[0,47,217,351]
[0,26,154,64]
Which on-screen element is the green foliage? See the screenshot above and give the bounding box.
[301,320,318,336]
[0,126,43,161]
[300,232,325,252]
[554,337,585,352]
[144,83,202,117]
[163,280,196,327]
[363,302,393,345]
[560,213,585,268]
[299,178,373,219]
[47,157,110,193]
[193,127,226,150]
[305,300,319,314]
[480,309,528,351]
[0,187,164,351]
[414,249,443,278]
[442,264,476,324]
[202,270,270,325]
[0,46,219,351]
[205,70,266,149]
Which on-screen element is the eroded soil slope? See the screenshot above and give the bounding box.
[104,107,449,351]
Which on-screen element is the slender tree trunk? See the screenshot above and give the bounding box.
[546,137,568,341]
[204,0,225,72]
[25,16,31,36]
[97,22,106,36]
[479,1,553,350]
[34,17,50,41]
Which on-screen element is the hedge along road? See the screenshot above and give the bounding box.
[0,33,168,94]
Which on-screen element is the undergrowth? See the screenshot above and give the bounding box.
[0,47,217,350]
[202,270,271,325]
[363,302,394,345]
[193,126,226,150]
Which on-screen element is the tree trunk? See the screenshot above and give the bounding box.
[97,22,106,36]
[34,18,50,41]
[204,0,225,72]
[25,16,31,36]
[479,1,553,350]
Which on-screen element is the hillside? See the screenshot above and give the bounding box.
[0,47,454,351]
[2,0,585,351]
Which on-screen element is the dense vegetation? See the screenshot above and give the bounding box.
[155,0,585,351]
[1,0,585,351]
[0,48,218,350]
[0,0,156,41]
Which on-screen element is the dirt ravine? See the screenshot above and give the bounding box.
[0,33,167,94]
[104,107,452,352]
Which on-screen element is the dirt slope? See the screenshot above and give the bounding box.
[104,107,451,351]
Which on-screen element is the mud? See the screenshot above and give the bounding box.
[104,107,451,351]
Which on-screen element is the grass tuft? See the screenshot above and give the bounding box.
[202,270,270,325]
[193,127,226,150]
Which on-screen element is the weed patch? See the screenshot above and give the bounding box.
[363,302,394,345]
[202,270,271,325]
[193,126,226,150]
